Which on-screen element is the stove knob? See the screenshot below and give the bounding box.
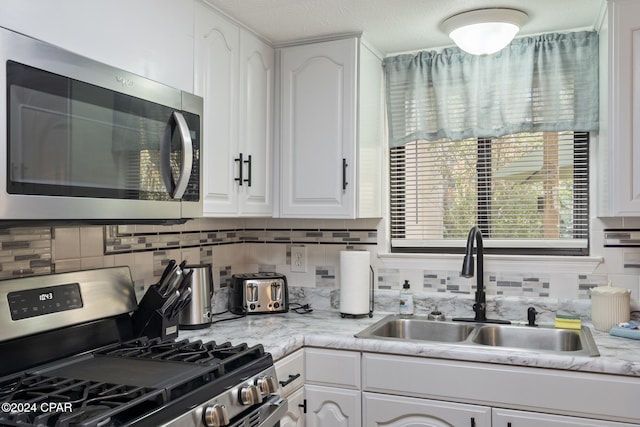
[203,404,229,427]
[256,375,278,395]
[239,384,263,405]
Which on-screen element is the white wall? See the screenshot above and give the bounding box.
[0,0,195,92]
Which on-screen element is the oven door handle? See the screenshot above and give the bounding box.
[257,395,288,427]
[162,111,193,199]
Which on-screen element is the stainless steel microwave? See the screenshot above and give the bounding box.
[0,26,203,221]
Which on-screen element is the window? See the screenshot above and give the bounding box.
[383,31,598,255]
[390,131,589,254]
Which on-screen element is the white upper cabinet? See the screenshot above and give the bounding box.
[238,30,275,216]
[195,3,239,215]
[0,0,194,92]
[278,36,383,218]
[195,1,274,217]
[600,0,640,215]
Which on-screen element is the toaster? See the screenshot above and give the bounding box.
[229,273,289,315]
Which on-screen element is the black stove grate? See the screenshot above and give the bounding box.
[98,337,266,374]
[0,338,271,427]
[0,374,167,427]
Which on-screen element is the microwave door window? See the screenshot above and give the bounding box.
[9,87,72,190]
[111,102,170,200]
[7,61,179,201]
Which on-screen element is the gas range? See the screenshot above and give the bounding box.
[0,267,286,427]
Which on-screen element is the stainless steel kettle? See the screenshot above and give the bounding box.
[179,264,213,329]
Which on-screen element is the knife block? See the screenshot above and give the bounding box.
[131,285,179,341]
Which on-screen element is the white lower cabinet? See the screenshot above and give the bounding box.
[492,408,640,427]
[305,384,361,427]
[278,348,640,427]
[305,348,361,427]
[362,352,640,425]
[280,387,305,427]
[364,392,491,427]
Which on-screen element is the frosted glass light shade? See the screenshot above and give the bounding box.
[442,9,528,56]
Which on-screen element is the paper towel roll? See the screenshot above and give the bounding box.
[339,251,371,316]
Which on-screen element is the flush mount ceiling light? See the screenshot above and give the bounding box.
[441,8,528,56]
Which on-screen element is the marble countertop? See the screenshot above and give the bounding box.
[178,309,640,377]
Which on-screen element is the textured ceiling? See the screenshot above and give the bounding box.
[203,0,605,55]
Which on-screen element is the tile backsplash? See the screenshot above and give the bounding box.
[0,227,52,278]
[0,217,638,316]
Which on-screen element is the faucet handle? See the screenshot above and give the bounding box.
[527,306,538,327]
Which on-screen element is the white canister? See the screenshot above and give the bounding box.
[590,284,631,332]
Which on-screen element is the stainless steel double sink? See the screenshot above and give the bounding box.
[355,314,600,357]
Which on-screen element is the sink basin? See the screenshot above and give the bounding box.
[355,317,474,342]
[471,324,596,354]
[355,314,600,357]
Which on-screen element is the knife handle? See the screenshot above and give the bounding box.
[160,290,180,314]
[159,259,176,284]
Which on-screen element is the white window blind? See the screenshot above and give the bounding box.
[390,131,589,254]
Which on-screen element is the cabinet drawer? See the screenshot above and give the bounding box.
[306,348,360,389]
[275,349,305,397]
[492,408,639,427]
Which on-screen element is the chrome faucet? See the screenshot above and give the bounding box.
[453,226,510,324]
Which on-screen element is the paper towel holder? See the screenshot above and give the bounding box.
[340,266,374,318]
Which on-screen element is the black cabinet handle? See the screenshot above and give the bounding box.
[470,418,476,427]
[342,158,348,190]
[279,373,301,387]
[234,153,244,186]
[244,155,252,187]
[507,423,512,427]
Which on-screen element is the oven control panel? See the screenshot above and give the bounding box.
[8,283,83,320]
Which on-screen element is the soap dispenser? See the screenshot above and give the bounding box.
[399,280,414,315]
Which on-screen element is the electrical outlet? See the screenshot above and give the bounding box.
[290,246,307,272]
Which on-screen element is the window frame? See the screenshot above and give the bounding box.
[389,131,590,256]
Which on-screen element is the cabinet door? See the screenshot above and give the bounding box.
[280,387,305,427]
[238,30,274,216]
[195,2,241,215]
[280,38,357,218]
[364,392,491,427]
[493,408,639,427]
[305,384,360,427]
[608,0,640,215]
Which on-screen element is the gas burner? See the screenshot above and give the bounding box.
[0,374,166,427]
[98,338,259,368]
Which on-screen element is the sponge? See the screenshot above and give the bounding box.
[554,314,582,330]
[610,321,640,340]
